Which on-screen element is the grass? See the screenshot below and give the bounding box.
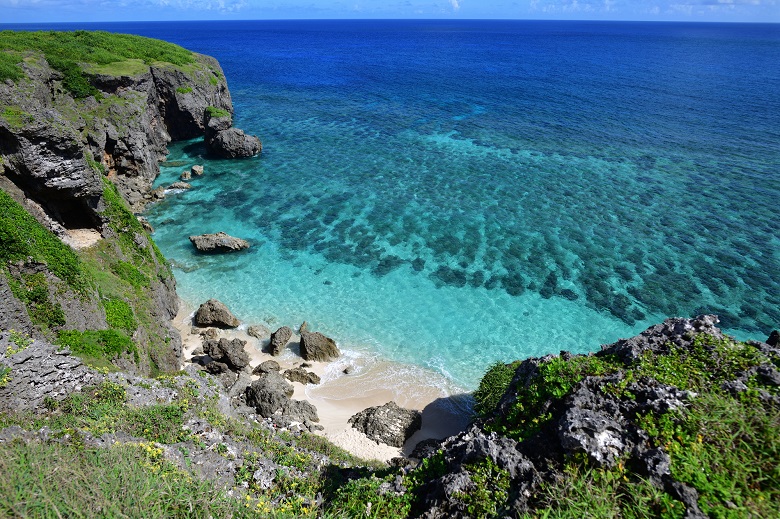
[0,30,195,95]
[56,329,137,365]
[0,106,34,128]
[206,105,230,118]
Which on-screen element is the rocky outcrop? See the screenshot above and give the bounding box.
[203,338,250,371]
[245,371,294,418]
[269,326,293,356]
[348,401,422,448]
[283,367,321,385]
[252,360,280,375]
[189,231,250,253]
[300,331,341,362]
[194,299,240,328]
[204,110,261,158]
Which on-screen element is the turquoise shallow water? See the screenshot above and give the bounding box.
[135,20,780,390]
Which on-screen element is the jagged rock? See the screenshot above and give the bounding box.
[299,321,309,333]
[151,186,166,199]
[557,407,625,466]
[168,181,191,190]
[283,367,321,385]
[194,299,240,328]
[300,331,340,362]
[245,372,293,418]
[136,216,154,233]
[281,399,319,423]
[209,128,262,158]
[411,438,443,459]
[252,360,280,375]
[180,170,191,180]
[247,324,270,339]
[206,361,230,374]
[203,338,250,371]
[204,111,261,158]
[767,330,779,347]
[189,232,249,253]
[252,458,278,490]
[348,401,421,447]
[600,314,723,363]
[269,326,293,356]
[191,164,204,176]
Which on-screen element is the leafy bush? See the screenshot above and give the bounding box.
[103,297,137,332]
[206,105,230,118]
[176,86,193,94]
[6,272,66,329]
[111,260,150,288]
[0,50,23,82]
[56,329,136,362]
[473,360,519,416]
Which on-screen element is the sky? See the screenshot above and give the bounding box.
[0,0,778,24]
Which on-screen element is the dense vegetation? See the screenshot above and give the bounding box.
[0,30,195,96]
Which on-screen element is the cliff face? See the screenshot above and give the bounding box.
[0,38,241,374]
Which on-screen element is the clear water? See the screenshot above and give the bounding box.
[12,20,780,389]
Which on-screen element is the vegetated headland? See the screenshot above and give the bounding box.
[0,30,778,518]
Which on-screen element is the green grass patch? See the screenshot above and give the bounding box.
[0,106,34,128]
[56,328,137,364]
[0,189,92,295]
[111,260,150,288]
[176,85,193,94]
[0,50,23,82]
[84,58,149,77]
[6,271,66,330]
[473,360,520,416]
[103,297,137,332]
[206,105,230,118]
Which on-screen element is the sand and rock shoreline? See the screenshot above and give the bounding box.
[173,298,471,462]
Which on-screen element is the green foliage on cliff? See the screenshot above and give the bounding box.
[0,106,34,128]
[56,329,137,364]
[103,297,137,332]
[473,360,520,416]
[206,105,230,118]
[0,189,91,296]
[0,30,196,97]
[6,272,66,330]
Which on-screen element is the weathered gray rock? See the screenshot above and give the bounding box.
[245,372,294,418]
[189,232,249,253]
[168,181,191,190]
[204,111,261,159]
[204,338,249,371]
[252,360,280,375]
[283,367,321,385]
[300,331,341,362]
[194,299,240,328]
[247,325,270,339]
[557,407,625,466]
[348,401,421,447]
[269,326,293,356]
[191,164,204,176]
[281,399,319,423]
[180,170,191,180]
[206,361,230,374]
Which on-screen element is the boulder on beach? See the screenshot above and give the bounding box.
[204,337,250,371]
[300,331,340,362]
[281,399,319,424]
[348,401,422,448]
[247,324,270,339]
[269,326,293,356]
[189,232,249,253]
[194,299,240,328]
[245,372,294,418]
[252,360,280,375]
[283,367,321,385]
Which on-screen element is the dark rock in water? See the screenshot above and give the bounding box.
[245,372,294,418]
[204,337,250,371]
[180,170,192,181]
[560,288,579,301]
[168,181,191,190]
[767,330,779,347]
[252,360,280,375]
[204,110,262,158]
[191,164,204,176]
[194,299,240,328]
[411,258,426,272]
[299,321,309,333]
[269,326,293,356]
[189,232,250,253]
[281,399,319,423]
[348,401,422,447]
[283,367,321,385]
[300,331,341,362]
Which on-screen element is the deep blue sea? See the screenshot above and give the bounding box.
[4,20,779,390]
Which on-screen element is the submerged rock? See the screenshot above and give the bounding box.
[348,401,422,447]
[194,299,240,328]
[300,331,340,362]
[189,232,249,253]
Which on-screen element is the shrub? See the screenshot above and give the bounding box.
[206,105,230,119]
[175,86,193,94]
[473,360,519,416]
[111,260,150,288]
[103,297,137,332]
[6,272,66,329]
[56,329,136,361]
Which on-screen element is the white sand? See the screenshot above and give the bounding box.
[173,299,470,462]
[62,228,102,250]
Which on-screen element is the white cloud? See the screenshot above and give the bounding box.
[449,0,460,10]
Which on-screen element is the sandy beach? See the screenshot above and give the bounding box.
[174,299,471,462]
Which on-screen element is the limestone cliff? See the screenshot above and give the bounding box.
[0,32,257,374]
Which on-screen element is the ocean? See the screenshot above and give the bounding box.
[4,20,780,391]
